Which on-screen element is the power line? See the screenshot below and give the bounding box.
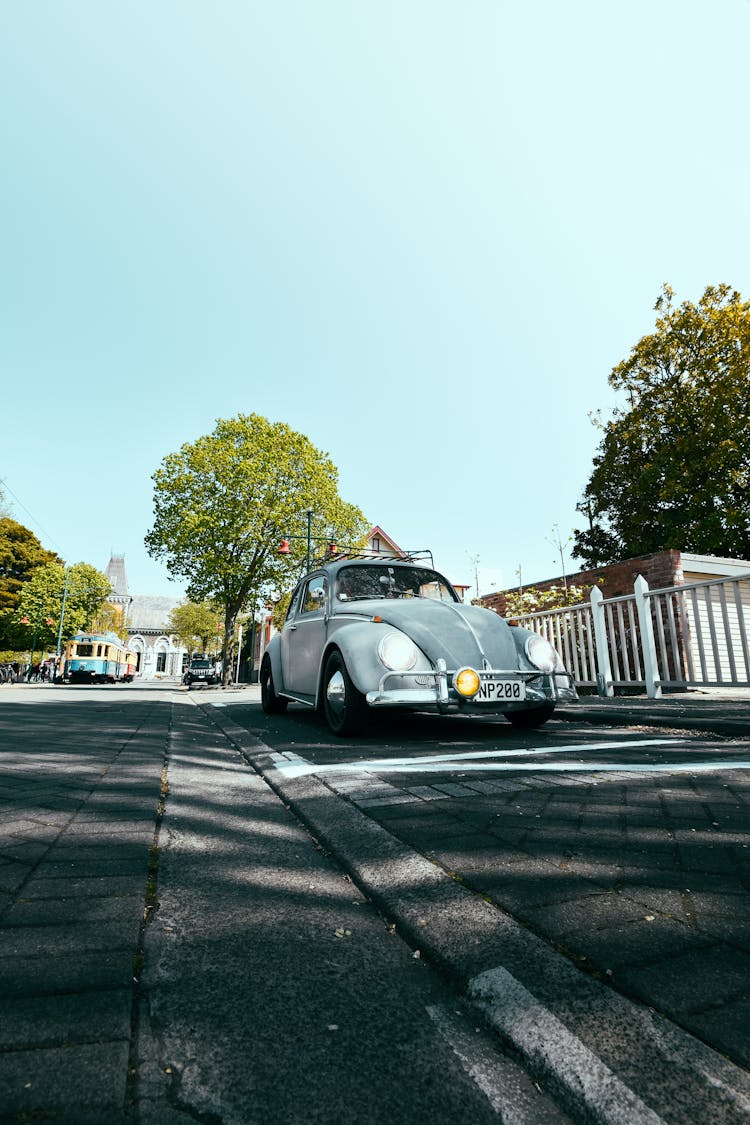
[0,477,66,555]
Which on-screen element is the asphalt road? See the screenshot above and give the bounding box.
[0,684,569,1124]
[2,683,750,1122]
[212,691,750,1123]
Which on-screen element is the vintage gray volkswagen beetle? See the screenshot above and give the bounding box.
[260,555,577,736]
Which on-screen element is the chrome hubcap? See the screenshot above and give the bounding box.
[326,670,345,717]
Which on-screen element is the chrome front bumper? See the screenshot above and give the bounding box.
[364,658,577,710]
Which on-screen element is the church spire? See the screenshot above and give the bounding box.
[105,554,129,599]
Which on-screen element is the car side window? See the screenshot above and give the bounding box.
[301,575,327,615]
[285,586,303,622]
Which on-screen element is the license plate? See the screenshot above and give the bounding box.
[476,679,526,702]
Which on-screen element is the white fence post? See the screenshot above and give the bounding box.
[590,587,614,697]
[634,575,662,699]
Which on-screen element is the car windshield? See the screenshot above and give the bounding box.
[335,564,458,603]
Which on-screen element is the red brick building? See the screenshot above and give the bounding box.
[479,550,749,616]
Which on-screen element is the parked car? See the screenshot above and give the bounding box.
[183,656,221,689]
[261,555,577,735]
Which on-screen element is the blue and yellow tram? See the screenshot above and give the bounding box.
[63,632,137,684]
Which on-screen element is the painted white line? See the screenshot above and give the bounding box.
[271,739,680,778]
[270,738,750,780]
[277,757,750,779]
[425,1003,559,1122]
[333,738,684,769]
[468,967,664,1125]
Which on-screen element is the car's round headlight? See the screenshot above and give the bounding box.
[378,631,419,671]
[525,634,561,673]
[454,666,481,697]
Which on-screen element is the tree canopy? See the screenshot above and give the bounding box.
[574,284,750,567]
[0,519,61,649]
[14,562,113,653]
[168,600,223,655]
[0,519,61,614]
[145,414,369,683]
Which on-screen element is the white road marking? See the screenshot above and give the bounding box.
[425,1003,561,1122]
[270,737,750,780]
[468,968,665,1125]
[271,739,677,777]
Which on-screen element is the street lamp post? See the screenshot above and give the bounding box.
[278,510,338,573]
[56,566,70,662]
[304,508,312,572]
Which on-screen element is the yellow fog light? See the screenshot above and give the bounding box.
[454,667,481,697]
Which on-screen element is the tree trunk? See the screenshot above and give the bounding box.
[221,605,238,687]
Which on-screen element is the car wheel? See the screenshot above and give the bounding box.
[323,650,368,736]
[260,657,288,715]
[505,704,555,729]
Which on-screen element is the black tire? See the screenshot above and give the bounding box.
[260,657,288,715]
[505,704,555,729]
[322,650,368,736]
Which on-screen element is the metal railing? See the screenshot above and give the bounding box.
[508,571,750,697]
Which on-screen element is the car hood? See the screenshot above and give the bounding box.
[345,599,520,670]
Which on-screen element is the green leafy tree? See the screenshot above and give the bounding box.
[168,600,223,655]
[89,601,129,643]
[0,519,61,649]
[15,562,113,653]
[504,582,599,619]
[0,519,60,614]
[145,413,369,684]
[574,284,750,567]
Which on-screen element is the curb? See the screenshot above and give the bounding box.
[199,701,750,1125]
[556,705,750,739]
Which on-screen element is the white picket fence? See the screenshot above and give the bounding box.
[510,571,750,698]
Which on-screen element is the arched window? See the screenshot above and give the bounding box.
[129,635,145,673]
[154,636,170,674]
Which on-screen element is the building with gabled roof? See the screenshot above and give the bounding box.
[105,555,186,680]
[366,525,405,557]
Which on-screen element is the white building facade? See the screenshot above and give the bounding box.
[105,556,187,681]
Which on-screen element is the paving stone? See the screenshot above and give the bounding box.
[0,1040,130,1121]
[0,918,141,958]
[21,875,148,900]
[0,948,135,997]
[0,989,133,1050]
[617,943,750,1016]
[569,916,716,974]
[522,890,648,935]
[3,894,145,927]
[403,786,452,800]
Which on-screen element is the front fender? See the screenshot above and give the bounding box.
[316,621,432,707]
[263,635,286,694]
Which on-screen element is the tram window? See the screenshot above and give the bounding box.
[97,645,103,657]
[77,644,93,657]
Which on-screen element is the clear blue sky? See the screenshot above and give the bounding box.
[2,1,749,600]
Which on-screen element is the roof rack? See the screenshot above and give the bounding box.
[308,546,435,569]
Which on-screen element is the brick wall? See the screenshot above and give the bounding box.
[480,550,685,616]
